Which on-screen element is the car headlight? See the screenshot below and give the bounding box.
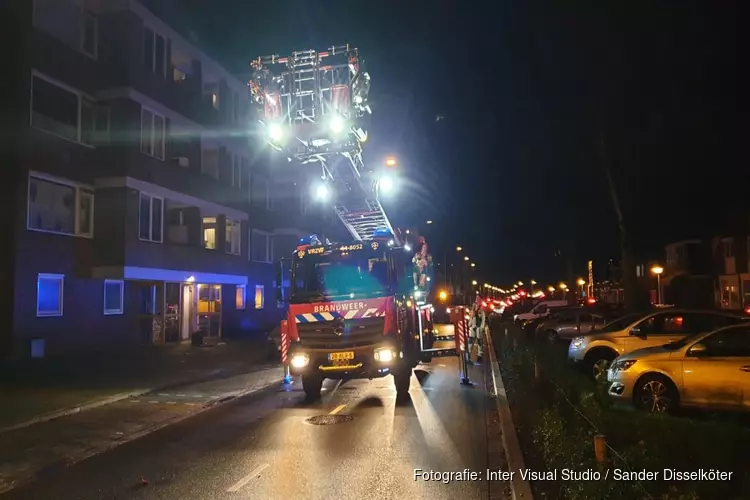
[513,315,519,321]
[612,359,637,371]
[570,337,585,349]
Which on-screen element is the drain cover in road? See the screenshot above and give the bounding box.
[305,415,354,425]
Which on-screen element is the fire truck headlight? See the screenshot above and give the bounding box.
[268,123,284,142]
[330,115,346,134]
[379,175,394,193]
[290,353,309,368]
[374,348,396,363]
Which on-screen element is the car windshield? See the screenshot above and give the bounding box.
[291,251,389,302]
[662,333,703,350]
[597,312,649,333]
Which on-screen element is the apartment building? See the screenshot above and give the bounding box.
[2,0,338,357]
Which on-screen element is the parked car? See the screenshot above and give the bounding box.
[607,323,750,413]
[515,300,570,323]
[520,306,580,334]
[536,310,608,343]
[567,309,746,379]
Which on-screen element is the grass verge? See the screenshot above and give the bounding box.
[492,321,750,500]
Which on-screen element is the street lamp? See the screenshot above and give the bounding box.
[385,156,397,167]
[464,256,470,261]
[472,280,478,286]
[439,290,448,301]
[548,286,555,293]
[426,220,433,225]
[651,265,664,304]
[456,246,462,252]
[470,263,476,268]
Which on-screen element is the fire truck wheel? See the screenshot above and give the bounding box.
[302,375,323,400]
[393,370,411,395]
[420,353,433,363]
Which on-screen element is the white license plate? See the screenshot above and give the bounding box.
[328,351,354,361]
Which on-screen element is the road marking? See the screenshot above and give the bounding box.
[176,394,186,397]
[158,393,169,396]
[226,463,269,492]
[166,401,176,404]
[148,401,158,404]
[329,404,346,415]
[186,403,197,406]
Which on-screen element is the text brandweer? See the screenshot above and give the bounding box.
[313,302,367,313]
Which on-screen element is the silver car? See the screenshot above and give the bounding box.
[535,310,607,343]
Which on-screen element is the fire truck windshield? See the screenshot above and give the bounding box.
[291,250,390,302]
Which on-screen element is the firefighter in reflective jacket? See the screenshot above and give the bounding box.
[469,302,485,363]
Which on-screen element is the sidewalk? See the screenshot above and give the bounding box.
[0,340,278,433]
[0,365,283,494]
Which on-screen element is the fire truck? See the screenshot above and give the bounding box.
[250,46,449,398]
[279,234,438,398]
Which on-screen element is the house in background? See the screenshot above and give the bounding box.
[714,235,750,311]
[660,239,714,308]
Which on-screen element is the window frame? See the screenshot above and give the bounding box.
[140,106,166,160]
[251,229,273,263]
[27,173,95,238]
[30,71,100,148]
[36,273,64,317]
[103,279,125,315]
[235,284,247,310]
[254,285,265,310]
[138,193,164,243]
[80,8,98,59]
[143,26,168,79]
[225,218,242,256]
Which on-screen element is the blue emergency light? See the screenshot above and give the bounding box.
[372,229,393,239]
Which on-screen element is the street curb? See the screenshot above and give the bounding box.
[486,327,535,500]
[0,365,278,436]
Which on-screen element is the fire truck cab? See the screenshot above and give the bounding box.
[277,234,436,399]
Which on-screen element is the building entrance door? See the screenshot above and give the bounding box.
[136,282,163,344]
[181,283,195,340]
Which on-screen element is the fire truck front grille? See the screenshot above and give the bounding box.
[297,317,385,349]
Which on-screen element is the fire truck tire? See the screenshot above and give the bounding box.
[302,375,323,400]
[420,353,433,363]
[393,370,411,395]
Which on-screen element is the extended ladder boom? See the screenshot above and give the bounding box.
[249,45,399,244]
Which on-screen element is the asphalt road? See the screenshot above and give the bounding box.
[2,356,507,500]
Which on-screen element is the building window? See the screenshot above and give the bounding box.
[235,285,246,310]
[226,219,241,255]
[254,285,264,309]
[231,154,243,189]
[103,280,124,315]
[203,216,217,249]
[81,10,97,58]
[139,193,163,243]
[251,230,272,263]
[144,27,167,78]
[37,273,64,317]
[31,73,105,146]
[140,108,165,159]
[27,175,94,238]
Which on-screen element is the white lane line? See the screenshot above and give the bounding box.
[226,463,270,492]
[329,404,346,415]
[166,401,176,404]
[176,394,186,397]
[148,401,158,404]
[158,393,169,396]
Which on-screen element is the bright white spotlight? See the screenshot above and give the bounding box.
[330,115,345,134]
[268,123,283,142]
[379,176,394,192]
[404,244,412,252]
[315,183,329,201]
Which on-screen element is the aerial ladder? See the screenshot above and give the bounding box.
[249,45,399,244]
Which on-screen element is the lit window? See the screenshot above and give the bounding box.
[103,280,124,315]
[254,285,264,310]
[37,274,64,317]
[235,285,246,310]
[203,216,217,249]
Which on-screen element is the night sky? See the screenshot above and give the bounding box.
[147,0,741,287]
